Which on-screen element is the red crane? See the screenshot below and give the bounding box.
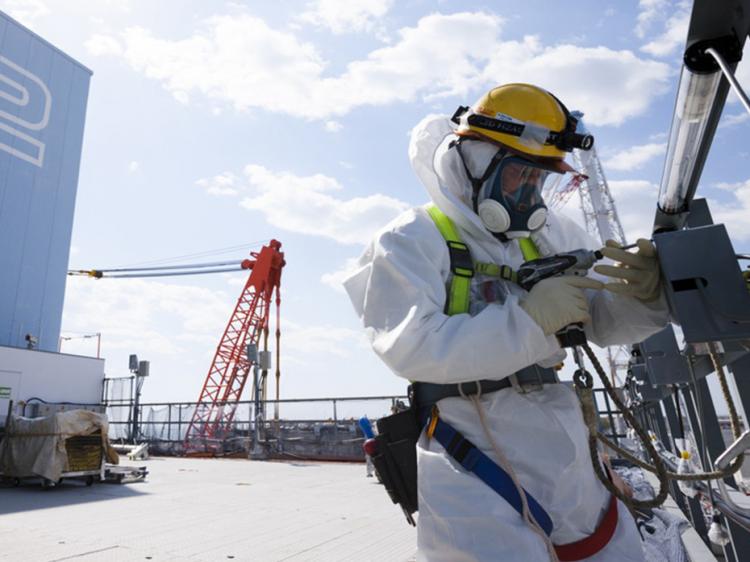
[183,239,285,451]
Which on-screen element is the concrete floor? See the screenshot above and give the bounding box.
[0,457,417,562]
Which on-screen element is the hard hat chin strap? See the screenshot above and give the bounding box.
[451,136,506,215]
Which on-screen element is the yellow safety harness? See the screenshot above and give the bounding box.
[425,203,538,314]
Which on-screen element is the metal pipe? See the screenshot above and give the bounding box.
[93,259,245,273]
[706,47,750,115]
[105,266,244,278]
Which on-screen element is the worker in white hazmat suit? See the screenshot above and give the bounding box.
[343,83,669,561]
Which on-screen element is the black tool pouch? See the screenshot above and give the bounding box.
[371,390,421,526]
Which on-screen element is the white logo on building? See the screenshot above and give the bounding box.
[0,55,52,167]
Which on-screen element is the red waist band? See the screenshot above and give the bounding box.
[554,494,619,561]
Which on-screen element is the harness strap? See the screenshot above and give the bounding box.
[553,494,619,561]
[426,203,527,315]
[426,204,472,315]
[519,237,541,261]
[423,205,618,557]
[474,262,518,283]
[426,413,554,536]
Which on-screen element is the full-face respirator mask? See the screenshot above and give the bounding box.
[454,138,552,240]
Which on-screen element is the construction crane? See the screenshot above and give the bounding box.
[69,239,286,452]
[182,239,285,452]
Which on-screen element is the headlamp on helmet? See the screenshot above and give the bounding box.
[451,84,595,158]
[451,105,594,153]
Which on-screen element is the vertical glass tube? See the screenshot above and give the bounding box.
[658,67,721,214]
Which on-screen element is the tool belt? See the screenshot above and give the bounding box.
[369,365,559,526]
[413,364,559,408]
[371,407,421,526]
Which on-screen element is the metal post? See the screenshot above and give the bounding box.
[695,378,735,488]
[729,353,750,430]
[651,403,673,454]
[661,392,682,447]
[131,376,142,445]
[600,389,619,446]
[247,343,263,458]
[253,362,261,456]
[660,390,706,532]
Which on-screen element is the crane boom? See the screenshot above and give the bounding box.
[183,239,285,451]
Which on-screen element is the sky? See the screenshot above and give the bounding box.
[3,0,749,406]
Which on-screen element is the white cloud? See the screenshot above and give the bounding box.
[128,160,140,173]
[196,172,240,196]
[84,33,123,56]
[199,165,407,245]
[607,179,660,241]
[324,120,343,132]
[720,112,750,129]
[555,178,659,243]
[321,258,360,293]
[603,143,666,171]
[649,131,668,142]
[61,276,367,396]
[634,0,668,39]
[299,0,393,34]
[238,164,410,245]
[710,179,750,241]
[92,16,326,115]
[62,277,231,362]
[481,39,672,126]
[282,319,368,358]
[641,5,689,57]
[730,42,750,107]
[172,90,189,105]
[2,0,132,26]
[2,0,50,25]
[86,12,671,126]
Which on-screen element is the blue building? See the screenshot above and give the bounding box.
[0,11,91,352]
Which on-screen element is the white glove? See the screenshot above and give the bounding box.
[594,239,661,302]
[519,276,603,335]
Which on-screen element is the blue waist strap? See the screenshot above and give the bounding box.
[430,416,554,536]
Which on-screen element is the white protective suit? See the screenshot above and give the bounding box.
[343,115,670,562]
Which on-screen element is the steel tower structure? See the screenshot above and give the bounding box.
[571,116,631,385]
[545,112,630,384]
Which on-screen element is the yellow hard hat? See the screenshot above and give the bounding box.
[452,83,593,165]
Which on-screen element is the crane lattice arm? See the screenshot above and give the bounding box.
[183,239,285,451]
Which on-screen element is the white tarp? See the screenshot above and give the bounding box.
[615,465,690,562]
[0,410,118,481]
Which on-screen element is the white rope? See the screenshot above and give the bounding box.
[470,395,559,562]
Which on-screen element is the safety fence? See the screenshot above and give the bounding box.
[105,395,409,458]
[103,387,626,459]
[627,376,750,562]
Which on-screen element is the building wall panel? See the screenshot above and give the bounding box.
[0,11,91,352]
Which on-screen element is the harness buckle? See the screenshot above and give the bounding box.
[511,366,547,394]
[458,380,483,399]
[447,241,474,278]
[426,405,439,440]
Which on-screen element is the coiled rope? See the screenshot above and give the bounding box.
[576,341,743,511]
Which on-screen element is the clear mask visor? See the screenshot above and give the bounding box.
[497,158,550,214]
